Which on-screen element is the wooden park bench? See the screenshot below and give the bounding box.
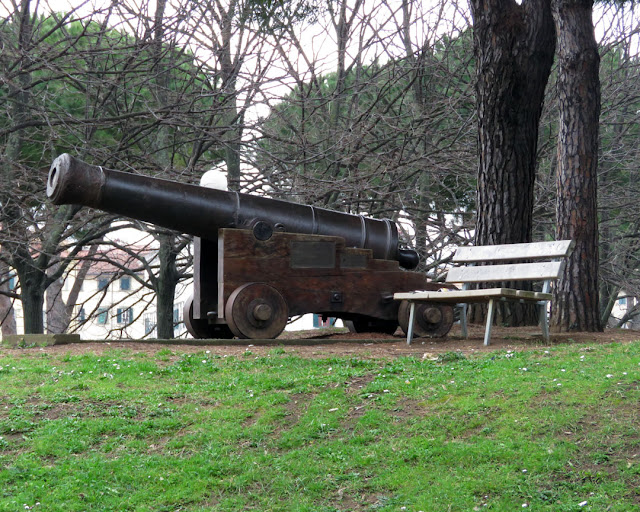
[394,240,575,346]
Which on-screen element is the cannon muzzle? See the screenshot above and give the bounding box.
[48,153,418,268]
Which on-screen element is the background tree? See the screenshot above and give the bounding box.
[0,3,120,334]
[257,0,476,275]
[113,0,205,339]
[0,4,139,333]
[550,0,602,332]
[178,0,283,191]
[0,1,232,336]
[545,3,640,328]
[0,256,17,335]
[468,0,556,325]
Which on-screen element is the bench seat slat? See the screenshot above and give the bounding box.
[394,288,552,304]
[446,261,563,283]
[452,240,574,263]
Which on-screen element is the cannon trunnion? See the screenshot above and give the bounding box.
[47,153,453,340]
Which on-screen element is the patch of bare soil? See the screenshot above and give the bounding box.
[2,324,639,360]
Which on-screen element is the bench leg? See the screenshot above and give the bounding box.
[539,300,550,342]
[484,299,495,346]
[406,302,416,345]
[460,303,468,338]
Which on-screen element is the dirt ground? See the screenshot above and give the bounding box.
[3,324,639,359]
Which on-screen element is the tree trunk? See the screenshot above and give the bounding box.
[19,276,45,334]
[46,244,99,334]
[45,275,67,334]
[550,0,602,332]
[150,2,180,339]
[0,293,17,336]
[1,0,41,334]
[0,259,17,336]
[597,163,616,328]
[470,0,556,325]
[218,0,243,191]
[155,233,179,339]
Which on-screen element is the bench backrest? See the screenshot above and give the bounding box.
[446,240,574,284]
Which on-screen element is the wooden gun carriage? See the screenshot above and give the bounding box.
[47,154,454,340]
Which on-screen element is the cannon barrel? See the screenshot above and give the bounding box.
[47,154,418,267]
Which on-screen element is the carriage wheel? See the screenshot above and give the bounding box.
[224,283,289,339]
[183,295,234,339]
[398,300,454,339]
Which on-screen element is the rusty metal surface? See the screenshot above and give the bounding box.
[218,230,436,323]
[224,283,289,339]
[48,153,404,263]
[397,300,454,338]
[290,241,337,269]
[183,295,234,339]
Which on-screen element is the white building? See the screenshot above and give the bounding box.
[63,245,190,339]
[1,244,188,340]
[1,241,340,340]
[609,292,639,329]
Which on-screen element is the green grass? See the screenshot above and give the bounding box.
[1,342,640,511]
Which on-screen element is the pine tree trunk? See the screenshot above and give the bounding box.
[470,0,556,325]
[550,0,602,332]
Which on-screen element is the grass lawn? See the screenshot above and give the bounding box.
[1,340,640,511]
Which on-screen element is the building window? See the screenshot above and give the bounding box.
[116,307,133,324]
[98,278,109,291]
[120,277,131,291]
[144,314,156,336]
[97,307,108,325]
[173,302,184,335]
[619,297,627,306]
[8,274,16,290]
[313,314,335,328]
[77,307,86,323]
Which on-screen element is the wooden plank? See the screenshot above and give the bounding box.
[446,261,563,283]
[514,289,552,300]
[394,288,552,304]
[220,229,440,320]
[452,240,574,263]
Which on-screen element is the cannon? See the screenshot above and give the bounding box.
[47,153,453,340]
